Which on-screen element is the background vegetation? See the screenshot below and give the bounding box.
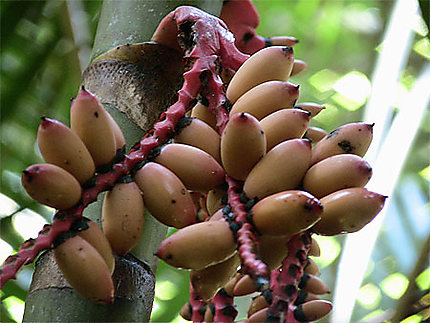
[1,1,428,322]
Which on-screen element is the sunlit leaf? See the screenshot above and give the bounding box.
[308,69,339,93]
[312,236,341,268]
[413,38,430,60]
[332,71,371,110]
[155,280,179,301]
[400,314,425,323]
[357,283,381,309]
[416,266,430,290]
[359,309,386,322]
[380,272,409,299]
[418,165,430,182]
[3,296,24,323]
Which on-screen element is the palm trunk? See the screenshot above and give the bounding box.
[23,1,222,321]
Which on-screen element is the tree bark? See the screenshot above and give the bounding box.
[23,1,222,321]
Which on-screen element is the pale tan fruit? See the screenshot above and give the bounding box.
[260,109,310,151]
[233,274,256,296]
[267,36,298,47]
[229,81,299,120]
[303,154,372,198]
[224,273,243,296]
[206,188,227,216]
[54,235,114,304]
[248,295,269,317]
[303,126,327,144]
[251,190,322,236]
[105,111,126,150]
[247,307,268,323]
[290,59,308,77]
[174,118,221,163]
[209,209,224,221]
[221,113,266,180]
[102,181,145,255]
[309,238,321,257]
[180,302,192,321]
[295,300,332,322]
[295,102,325,118]
[220,67,235,85]
[300,273,329,295]
[76,218,115,274]
[304,258,320,276]
[155,144,225,192]
[259,234,290,270]
[155,220,236,270]
[134,162,196,228]
[191,253,240,300]
[37,117,95,184]
[311,122,374,165]
[244,139,312,199]
[204,304,214,323]
[22,163,81,210]
[227,46,294,104]
[70,88,116,167]
[190,102,217,130]
[313,187,387,236]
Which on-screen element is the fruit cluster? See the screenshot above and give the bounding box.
[0,3,387,322]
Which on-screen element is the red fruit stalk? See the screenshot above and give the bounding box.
[0,6,246,289]
[267,231,312,322]
[211,288,237,322]
[189,283,207,322]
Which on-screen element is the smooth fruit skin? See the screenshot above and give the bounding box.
[227,46,294,104]
[174,117,221,163]
[251,190,322,236]
[303,126,327,144]
[102,182,145,255]
[260,109,310,151]
[313,187,387,236]
[244,139,312,199]
[77,218,115,274]
[300,274,330,295]
[206,188,227,216]
[155,220,237,270]
[191,253,240,300]
[190,102,217,130]
[258,235,290,270]
[22,163,81,210]
[105,111,126,150]
[233,274,256,296]
[134,162,196,228]
[37,117,95,184]
[290,59,308,77]
[295,300,333,322]
[311,122,373,165]
[221,113,266,181]
[303,154,373,198]
[70,89,117,167]
[54,235,114,304]
[155,143,225,192]
[229,81,299,120]
[248,295,269,317]
[295,102,325,118]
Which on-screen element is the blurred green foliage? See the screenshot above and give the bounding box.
[1,1,428,322]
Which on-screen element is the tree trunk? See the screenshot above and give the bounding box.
[23,1,222,321]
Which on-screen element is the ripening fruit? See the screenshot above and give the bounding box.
[290,59,308,77]
[155,144,225,192]
[244,139,312,199]
[191,253,240,300]
[54,235,114,304]
[303,154,373,198]
[102,181,145,255]
[206,188,227,216]
[221,113,266,180]
[190,102,217,130]
[248,307,268,323]
[76,218,115,274]
[258,234,290,270]
[134,162,196,228]
[311,122,374,165]
[155,220,237,270]
[248,295,269,317]
[300,273,330,295]
[260,109,310,151]
[294,102,325,118]
[229,81,299,120]
[22,163,81,210]
[174,117,221,163]
[294,300,333,322]
[37,117,95,184]
[105,111,126,150]
[251,190,322,236]
[70,88,117,167]
[304,258,320,277]
[313,187,387,236]
[227,46,294,103]
[233,274,256,296]
[303,126,327,144]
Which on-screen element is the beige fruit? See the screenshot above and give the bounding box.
[70,88,116,167]
[190,102,217,130]
[155,144,225,192]
[174,118,221,163]
[229,81,299,120]
[233,274,256,296]
[290,59,308,77]
[251,190,322,236]
[155,220,236,270]
[259,234,290,270]
[304,258,320,277]
[248,295,269,317]
[102,181,145,255]
[300,273,330,295]
[303,126,327,144]
[134,162,196,228]
[206,188,227,216]
[191,253,240,300]
[267,36,298,47]
[260,109,310,151]
[22,163,81,210]
[105,111,126,150]
[244,139,312,199]
[295,300,333,322]
[295,102,325,118]
[309,238,321,257]
[221,113,266,180]
[313,187,387,235]
[311,122,374,165]
[247,307,268,323]
[54,235,114,304]
[37,117,95,184]
[227,46,294,103]
[76,218,115,274]
[303,154,373,198]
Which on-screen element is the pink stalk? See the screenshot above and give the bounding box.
[211,288,237,322]
[190,283,207,322]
